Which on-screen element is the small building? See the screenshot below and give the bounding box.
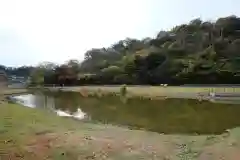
[0,70,8,88]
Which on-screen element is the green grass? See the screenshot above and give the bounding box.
[1,102,240,159]
[47,86,240,100]
[0,88,27,95]
[0,88,28,102]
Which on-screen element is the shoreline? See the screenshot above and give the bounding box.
[1,88,28,95]
[1,102,240,159]
[0,88,28,102]
[44,86,240,101]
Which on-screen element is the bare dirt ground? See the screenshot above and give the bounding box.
[2,129,240,160]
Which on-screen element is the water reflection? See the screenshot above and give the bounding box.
[13,91,240,135]
[13,94,37,108]
[14,92,86,120]
[55,108,86,120]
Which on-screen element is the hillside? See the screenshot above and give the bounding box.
[30,15,240,85]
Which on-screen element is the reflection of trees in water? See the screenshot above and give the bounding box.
[36,91,240,134]
[74,96,240,135]
[33,91,55,112]
[33,92,46,108]
[48,91,81,114]
[33,91,87,119]
[46,96,55,111]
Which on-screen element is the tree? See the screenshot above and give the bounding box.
[66,59,80,73]
[55,65,78,86]
[30,67,45,86]
[31,15,240,85]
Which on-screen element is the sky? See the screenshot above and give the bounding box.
[0,0,239,67]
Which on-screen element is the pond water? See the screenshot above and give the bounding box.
[12,91,240,135]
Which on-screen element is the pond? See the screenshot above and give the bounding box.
[11,90,240,135]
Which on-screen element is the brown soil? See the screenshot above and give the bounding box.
[2,131,240,159]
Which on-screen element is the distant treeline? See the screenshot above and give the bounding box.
[0,65,33,78]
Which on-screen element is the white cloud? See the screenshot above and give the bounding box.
[0,0,150,66]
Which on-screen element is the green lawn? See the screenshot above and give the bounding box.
[47,86,240,100]
[0,88,27,102]
[0,88,27,95]
[1,102,240,159]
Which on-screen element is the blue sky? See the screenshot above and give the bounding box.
[0,0,239,67]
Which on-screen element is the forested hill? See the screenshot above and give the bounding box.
[34,16,240,85]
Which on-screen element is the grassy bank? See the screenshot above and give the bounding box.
[1,103,240,159]
[1,88,27,95]
[46,86,240,100]
[0,88,28,102]
[0,87,27,95]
